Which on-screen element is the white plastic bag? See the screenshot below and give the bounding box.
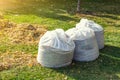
[66,27,99,61]
[37,29,75,68]
[76,18,104,49]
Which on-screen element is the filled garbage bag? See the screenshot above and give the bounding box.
[37,29,75,68]
[76,18,104,49]
[66,27,99,61]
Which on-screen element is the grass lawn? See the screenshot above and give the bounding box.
[0,0,120,80]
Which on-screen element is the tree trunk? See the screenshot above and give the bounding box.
[77,0,81,13]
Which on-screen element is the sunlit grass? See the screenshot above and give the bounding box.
[4,14,77,30]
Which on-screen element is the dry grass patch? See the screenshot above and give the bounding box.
[0,52,38,71]
[0,19,44,71]
[0,19,47,44]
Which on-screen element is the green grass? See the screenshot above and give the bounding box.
[0,0,120,80]
[0,43,38,54]
[4,14,77,30]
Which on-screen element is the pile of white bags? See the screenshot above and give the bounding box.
[37,18,104,68]
[76,18,104,49]
[66,27,99,61]
[37,29,75,68]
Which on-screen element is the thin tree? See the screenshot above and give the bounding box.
[76,0,81,13]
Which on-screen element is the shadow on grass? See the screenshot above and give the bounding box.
[82,0,120,15]
[52,45,120,79]
[100,45,120,60]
